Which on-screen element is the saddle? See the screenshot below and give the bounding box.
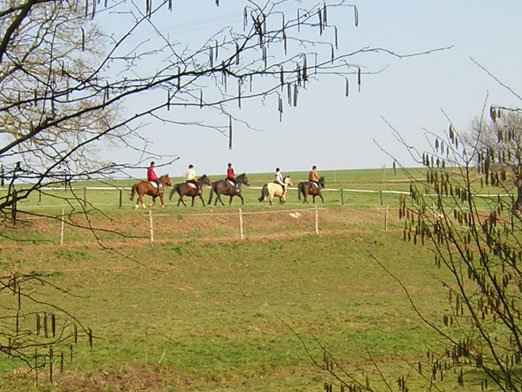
[310,181,319,189]
[149,181,162,194]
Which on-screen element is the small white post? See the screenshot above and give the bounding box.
[384,205,388,231]
[239,208,244,240]
[149,210,154,243]
[60,209,65,245]
[315,204,319,235]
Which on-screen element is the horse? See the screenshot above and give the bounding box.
[297,176,325,204]
[258,176,293,205]
[129,174,173,209]
[169,175,212,207]
[208,173,250,206]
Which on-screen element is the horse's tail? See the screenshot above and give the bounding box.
[129,184,136,201]
[258,185,267,202]
[208,183,215,204]
[297,183,302,200]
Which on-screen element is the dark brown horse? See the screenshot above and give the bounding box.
[297,176,325,204]
[129,174,173,209]
[169,175,212,207]
[208,173,250,206]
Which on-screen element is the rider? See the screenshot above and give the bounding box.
[274,167,286,194]
[147,161,161,194]
[226,162,237,189]
[185,164,200,194]
[308,165,319,188]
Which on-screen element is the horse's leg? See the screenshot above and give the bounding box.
[150,196,156,208]
[319,193,324,203]
[229,195,234,205]
[178,196,187,207]
[198,194,206,207]
[217,194,225,206]
[160,193,165,208]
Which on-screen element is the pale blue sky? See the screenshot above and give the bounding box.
[113,1,522,178]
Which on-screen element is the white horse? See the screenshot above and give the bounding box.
[258,176,293,205]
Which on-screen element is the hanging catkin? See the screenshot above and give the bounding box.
[353,6,359,26]
[238,79,242,108]
[318,9,323,35]
[357,67,361,92]
[302,56,308,82]
[278,95,283,121]
[345,79,349,97]
[228,116,232,149]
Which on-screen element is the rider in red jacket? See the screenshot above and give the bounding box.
[147,161,161,194]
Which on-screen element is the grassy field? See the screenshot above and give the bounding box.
[0,168,509,391]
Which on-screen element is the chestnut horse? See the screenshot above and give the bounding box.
[129,174,173,209]
[208,173,250,206]
[258,176,293,205]
[297,176,325,204]
[169,175,212,207]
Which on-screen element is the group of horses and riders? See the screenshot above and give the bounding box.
[129,161,325,209]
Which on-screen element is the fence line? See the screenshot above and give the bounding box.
[16,204,391,246]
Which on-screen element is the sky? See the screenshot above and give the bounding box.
[112,1,522,178]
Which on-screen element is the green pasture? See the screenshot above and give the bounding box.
[0,167,517,391]
[1,228,464,391]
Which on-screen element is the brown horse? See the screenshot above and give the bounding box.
[208,173,250,206]
[129,174,173,209]
[169,175,212,207]
[297,176,325,204]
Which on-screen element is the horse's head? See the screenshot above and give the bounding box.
[161,174,173,187]
[284,176,293,186]
[318,176,325,188]
[238,173,250,186]
[199,174,212,186]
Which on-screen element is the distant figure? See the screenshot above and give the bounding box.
[147,161,161,194]
[185,164,200,194]
[226,162,237,188]
[309,165,319,188]
[274,167,286,194]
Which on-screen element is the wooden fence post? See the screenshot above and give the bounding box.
[83,187,87,209]
[314,205,319,235]
[60,209,65,245]
[149,210,154,243]
[340,189,344,206]
[11,190,17,226]
[384,205,388,231]
[119,189,123,208]
[239,208,244,240]
[380,190,383,205]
